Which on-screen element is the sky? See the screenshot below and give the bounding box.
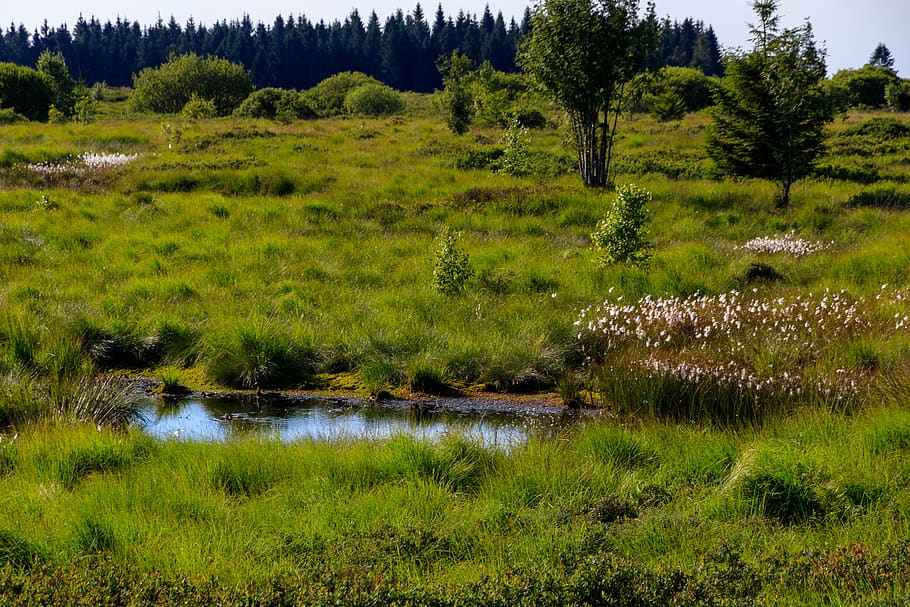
[5,0,909,76]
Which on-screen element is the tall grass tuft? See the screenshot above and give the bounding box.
[1,319,39,370]
[0,530,44,570]
[727,447,834,524]
[47,375,144,430]
[208,449,284,497]
[205,323,319,389]
[0,372,43,428]
[73,516,117,554]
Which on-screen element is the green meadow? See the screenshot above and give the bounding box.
[2,96,910,604]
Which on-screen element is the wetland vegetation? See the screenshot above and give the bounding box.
[2,17,910,603]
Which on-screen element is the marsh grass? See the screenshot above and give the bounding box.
[205,323,320,389]
[2,407,910,602]
[0,107,907,430]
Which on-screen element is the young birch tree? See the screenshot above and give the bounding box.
[518,0,656,187]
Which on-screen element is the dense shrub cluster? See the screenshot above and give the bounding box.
[129,54,252,116]
[628,66,718,120]
[826,65,900,109]
[343,83,405,116]
[2,542,909,606]
[234,87,315,120]
[304,71,383,116]
[0,63,52,121]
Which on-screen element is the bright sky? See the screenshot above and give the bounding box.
[5,0,908,76]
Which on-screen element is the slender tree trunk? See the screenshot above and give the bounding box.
[777,179,791,209]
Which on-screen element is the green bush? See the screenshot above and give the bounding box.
[36,50,76,117]
[129,53,252,116]
[885,80,910,112]
[827,65,899,109]
[234,87,315,121]
[842,116,910,139]
[305,71,381,116]
[343,83,405,116]
[0,62,52,121]
[591,184,653,267]
[497,118,531,176]
[437,51,475,134]
[180,94,218,119]
[432,228,473,295]
[847,186,910,209]
[629,66,718,119]
[471,61,528,127]
[0,108,26,124]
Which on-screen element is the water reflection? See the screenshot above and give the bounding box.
[140,396,571,449]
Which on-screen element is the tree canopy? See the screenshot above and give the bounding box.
[0,6,721,94]
[519,0,657,187]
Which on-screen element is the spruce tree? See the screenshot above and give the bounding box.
[868,43,895,70]
[707,0,834,208]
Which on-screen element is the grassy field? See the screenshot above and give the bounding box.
[1,96,910,603]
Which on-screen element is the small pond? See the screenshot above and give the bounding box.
[140,395,576,449]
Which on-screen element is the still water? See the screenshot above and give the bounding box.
[140,396,572,448]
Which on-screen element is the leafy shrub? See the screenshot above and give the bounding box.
[343,83,405,116]
[0,108,26,124]
[497,118,532,176]
[453,146,503,170]
[305,71,381,116]
[432,228,473,295]
[0,62,52,121]
[36,50,76,117]
[234,87,315,121]
[629,66,717,119]
[72,94,96,123]
[813,161,880,183]
[180,94,218,119]
[827,65,899,109]
[886,80,910,112]
[437,51,475,134]
[508,107,547,129]
[591,184,653,267]
[471,61,528,127]
[129,53,252,116]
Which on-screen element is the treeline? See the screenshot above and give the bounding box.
[0,4,724,92]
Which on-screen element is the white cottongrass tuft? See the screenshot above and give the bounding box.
[26,152,139,176]
[736,232,832,256]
